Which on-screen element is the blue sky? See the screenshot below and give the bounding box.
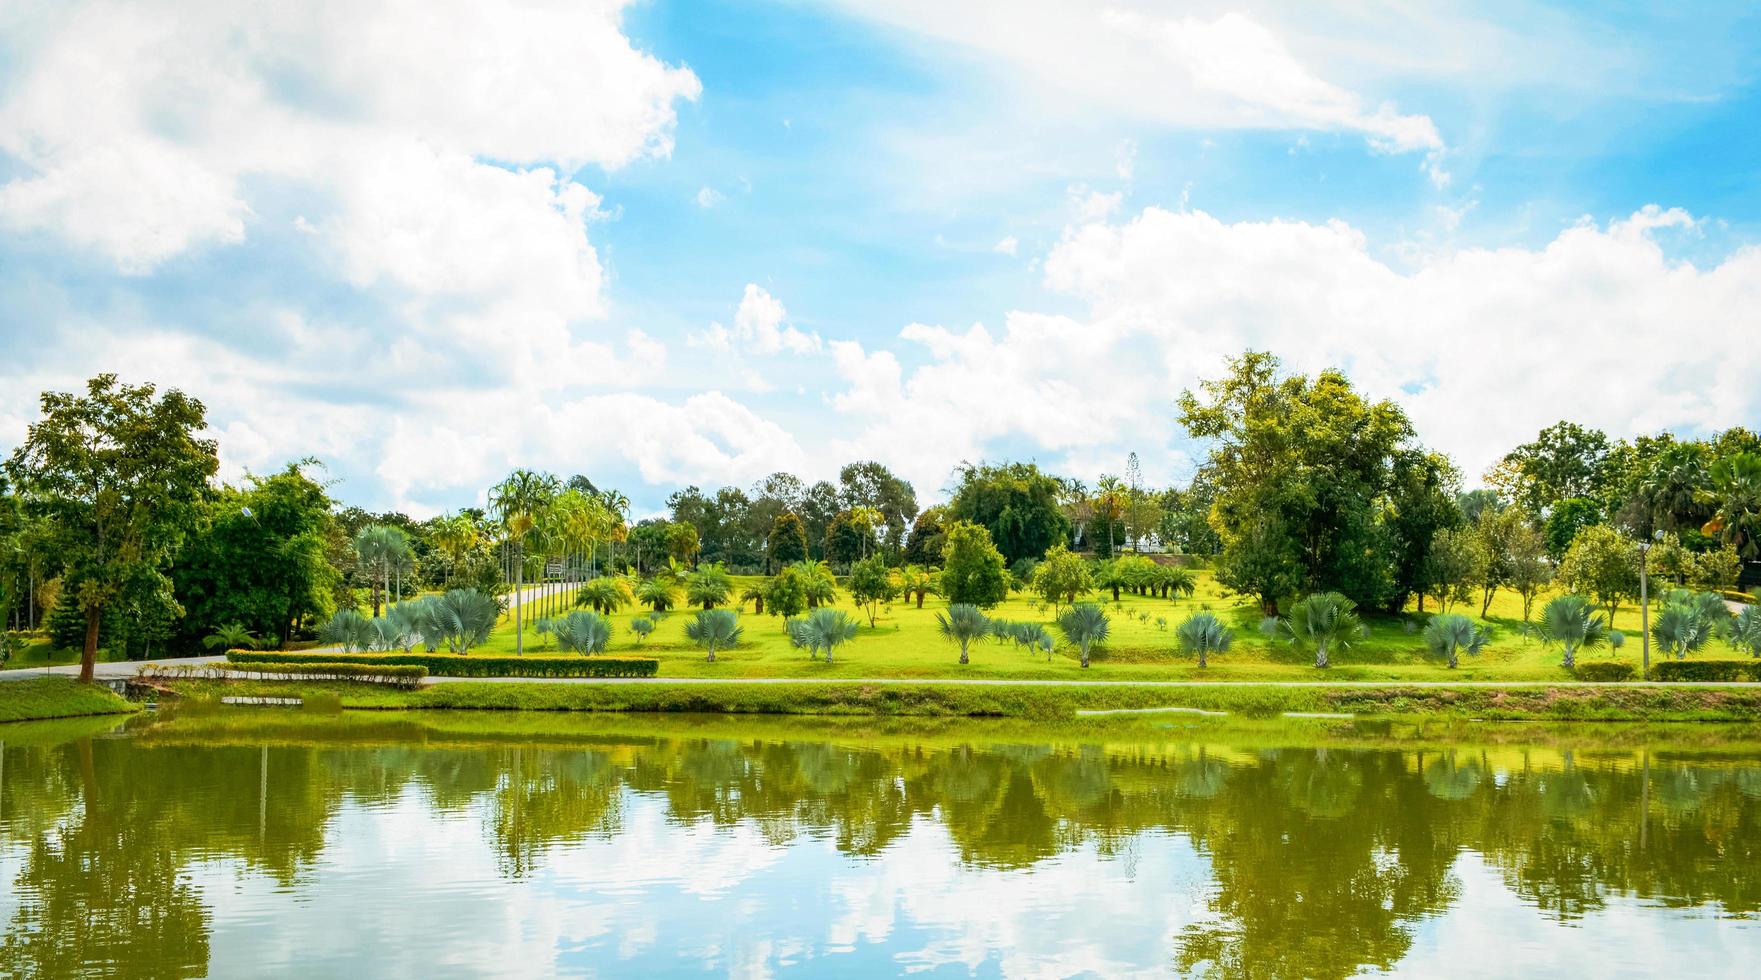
[2,0,1759,516]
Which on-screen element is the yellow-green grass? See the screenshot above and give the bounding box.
[0,635,135,671]
[0,677,139,723]
[476,571,1739,682]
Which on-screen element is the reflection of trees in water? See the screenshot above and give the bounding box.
[7,730,1761,980]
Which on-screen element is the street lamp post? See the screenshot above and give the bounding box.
[1638,540,1650,679]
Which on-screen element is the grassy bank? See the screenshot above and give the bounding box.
[0,677,139,723]
[154,678,1761,723]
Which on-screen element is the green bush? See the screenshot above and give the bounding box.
[1650,660,1761,683]
[225,649,658,678]
[1573,662,1635,682]
[229,661,426,689]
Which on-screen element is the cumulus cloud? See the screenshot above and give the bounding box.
[831,204,1761,491]
[696,186,725,209]
[0,0,699,274]
[695,284,822,356]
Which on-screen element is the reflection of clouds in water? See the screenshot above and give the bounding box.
[1398,854,1758,979]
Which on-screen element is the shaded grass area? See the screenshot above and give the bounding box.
[155,678,1761,723]
[0,677,139,723]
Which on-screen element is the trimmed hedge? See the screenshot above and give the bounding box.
[226,650,659,678]
[1650,660,1761,683]
[1574,662,1637,682]
[231,661,426,690]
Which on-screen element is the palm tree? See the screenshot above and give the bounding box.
[897,564,934,609]
[636,576,678,613]
[430,514,480,587]
[1731,605,1761,657]
[684,608,742,662]
[491,468,560,655]
[354,524,412,617]
[1157,565,1197,601]
[739,584,766,614]
[1423,613,1493,669]
[1700,453,1761,557]
[1176,611,1233,668]
[317,608,377,653]
[576,577,632,615]
[1057,602,1111,669]
[1264,592,1365,669]
[630,616,655,646]
[1093,475,1126,557]
[547,610,612,654]
[1651,604,1712,660]
[1537,594,1609,669]
[1095,559,1128,602]
[410,588,501,654]
[936,603,990,665]
[793,559,837,608]
[1662,588,1733,639]
[1017,622,1055,661]
[798,607,860,664]
[686,563,733,609]
[202,622,259,651]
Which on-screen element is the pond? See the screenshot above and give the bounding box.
[3,710,1760,978]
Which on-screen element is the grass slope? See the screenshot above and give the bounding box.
[0,677,139,723]
[474,571,1739,682]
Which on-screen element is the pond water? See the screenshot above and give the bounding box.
[2,710,1760,978]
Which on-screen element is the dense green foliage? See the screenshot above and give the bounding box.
[948,462,1071,565]
[938,520,1009,607]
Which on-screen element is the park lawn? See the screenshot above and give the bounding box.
[0,677,139,723]
[0,635,132,671]
[467,570,1738,682]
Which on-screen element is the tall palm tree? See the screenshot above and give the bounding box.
[1423,613,1493,669]
[1057,602,1111,669]
[1537,594,1609,669]
[353,524,412,617]
[798,607,860,664]
[491,469,559,655]
[936,603,990,665]
[1176,611,1233,668]
[1093,476,1125,557]
[685,608,742,663]
[1264,592,1365,669]
[431,514,480,587]
[1700,452,1761,557]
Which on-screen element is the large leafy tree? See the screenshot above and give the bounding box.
[948,462,1072,566]
[1557,525,1638,623]
[938,520,1010,608]
[767,511,809,567]
[1030,544,1092,611]
[1384,450,1463,613]
[1488,421,1615,515]
[1178,352,1415,613]
[5,375,218,681]
[838,460,918,556]
[847,554,898,627]
[171,462,340,651]
[900,506,948,567]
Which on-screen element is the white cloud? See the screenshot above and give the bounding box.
[696,186,725,209]
[827,1,1441,157]
[830,204,1761,491]
[992,236,1019,256]
[0,0,699,275]
[695,284,822,356]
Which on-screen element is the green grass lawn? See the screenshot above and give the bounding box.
[478,571,1729,682]
[0,635,132,671]
[0,677,139,723]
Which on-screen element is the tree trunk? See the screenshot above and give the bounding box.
[1562,645,1576,670]
[959,641,969,665]
[916,591,924,609]
[81,606,101,683]
[706,643,716,663]
[1315,641,1329,669]
[755,596,764,615]
[514,547,524,656]
[1080,644,1090,669]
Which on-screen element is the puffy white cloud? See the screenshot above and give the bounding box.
[826,1,1441,156]
[831,204,1761,490]
[0,0,699,274]
[696,186,725,209]
[696,284,822,356]
[993,236,1019,256]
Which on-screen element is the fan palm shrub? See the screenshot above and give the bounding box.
[1017,622,1055,661]
[1651,604,1713,660]
[1057,602,1111,669]
[414,588,501,654]
[630,616,654,646]
[1157,565,1198,601]
[1264,592,1364,669]
[317,609,377,653]
[547,610,612,654]
[1423,613,1493,669]
[203,623,259,651]
[1537,594,1608,669]
[1176,611,1233,668]
[740,585,766,614]
[936,603,990,665]
[1731,605,1761,657]
[797,607,860,664]
[684,608,742,663]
